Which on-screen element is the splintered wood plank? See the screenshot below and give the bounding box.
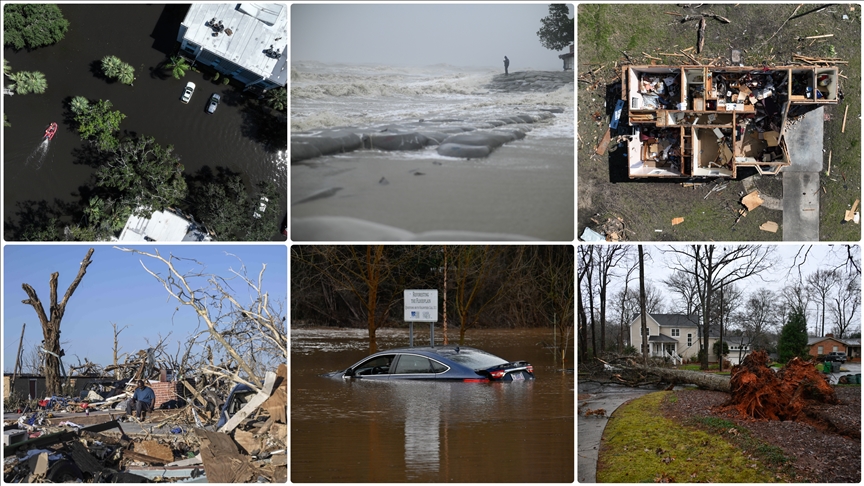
[594,127,612,155]
[196,428,256,483]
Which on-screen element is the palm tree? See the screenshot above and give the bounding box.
[3,58,11,77]
[264,87,286,111]
[117,63,135,85]
[101,55,122,79]
[10,71,47,94]
[70,96,90,115]
[166,55,190,80]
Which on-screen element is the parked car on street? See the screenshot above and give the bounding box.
[324,345,535,382]
[207,93,221,113]
[181,82,196,103]
[825,351,847,363]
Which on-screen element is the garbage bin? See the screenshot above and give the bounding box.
[832,362,841,372]
[856,373,861,384]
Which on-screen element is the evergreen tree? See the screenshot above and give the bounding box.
[778,305,810,363]
[4,4,70,50]
[537,4,573,51]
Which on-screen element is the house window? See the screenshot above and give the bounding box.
[641,327,650,336]
[818,346,823,354]
[671,329,680,337]
[833,345,839,352]
[687,334,692,346]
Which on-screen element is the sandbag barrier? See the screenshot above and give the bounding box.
[290,110,559,163]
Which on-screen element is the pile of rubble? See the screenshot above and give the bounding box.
[3,365,287,483]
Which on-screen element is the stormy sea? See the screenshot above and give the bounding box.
[291,61,574,241]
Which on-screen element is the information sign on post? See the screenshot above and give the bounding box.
[403,290,438,322]
[404,290,438,347]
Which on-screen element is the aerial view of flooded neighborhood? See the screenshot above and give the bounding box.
[3,4,287,241]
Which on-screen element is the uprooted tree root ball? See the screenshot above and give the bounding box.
[721,350,837,421]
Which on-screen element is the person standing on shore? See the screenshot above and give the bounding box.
[503,56,510,75]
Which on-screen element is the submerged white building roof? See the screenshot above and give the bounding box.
[118,208,212,242]
[179,3,287,87]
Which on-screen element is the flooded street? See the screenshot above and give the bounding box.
[291,328,574,482]
[3,4,286,234]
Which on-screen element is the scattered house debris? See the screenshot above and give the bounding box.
[741,190,764,211]
[671,217,684,225]
[759,221,779,233]
[2,362,288,483]
[581,215,631,242]
[620,64,840,179]
[844,198,859,223]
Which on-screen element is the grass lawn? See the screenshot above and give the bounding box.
[597,391,787,482]
[578,4,861,241]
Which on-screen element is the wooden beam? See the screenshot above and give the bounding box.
[217,371,277,434]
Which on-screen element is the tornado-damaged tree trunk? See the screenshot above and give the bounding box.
[723,350,837,420]
[21,248,95,396]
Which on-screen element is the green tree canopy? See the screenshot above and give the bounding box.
[186,172,282,241]
[101,55,122,79]
[4,4,70,50]
[777,305,810,363]
[166,56,190,80]
[9,71,47,94]
[264,87,287,112]
[537,4,573,52]
[95,136,187,216]
[713,340,729,361]
[72,98,126,151]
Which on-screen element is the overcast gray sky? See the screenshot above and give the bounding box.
[291,3,574,70]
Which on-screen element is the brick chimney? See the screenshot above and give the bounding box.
[826,333,834,338]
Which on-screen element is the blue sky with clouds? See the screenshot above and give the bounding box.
[3,245,287,372]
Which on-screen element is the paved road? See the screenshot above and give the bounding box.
[577,383,656,483]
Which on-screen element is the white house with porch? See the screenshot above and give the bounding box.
[628,313,720,365]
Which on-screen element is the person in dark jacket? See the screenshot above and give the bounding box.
[503,56,510,75]
[126,380,155,420]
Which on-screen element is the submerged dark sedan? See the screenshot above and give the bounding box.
[325,345,534,382]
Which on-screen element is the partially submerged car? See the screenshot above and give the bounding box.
[207,93,221,113]
[181,81,196,103]
[325,345,535,382]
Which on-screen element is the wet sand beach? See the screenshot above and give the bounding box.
[292,136,573,240]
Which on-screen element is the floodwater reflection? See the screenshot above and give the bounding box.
[291,328,573,482]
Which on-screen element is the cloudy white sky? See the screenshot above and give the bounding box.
[291,3,574,70]
[595,244,860,335]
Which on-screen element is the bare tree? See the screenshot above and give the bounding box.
[453,246,510,344]
[577,247,591,364]
[806,269,838,337]
[111,322,130,380]
[639,245,648,364]
[614,254,638,353]
[830,270,860,339]
[594,246,626,355]
[21,248,95,396]
[664,245,774,370]
[115,247,286,391]
[730,288,779,363]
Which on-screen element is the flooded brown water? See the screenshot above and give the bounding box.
[3,4,286,236]
[291,328,574,482]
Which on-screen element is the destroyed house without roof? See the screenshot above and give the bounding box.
[622,65,838,179]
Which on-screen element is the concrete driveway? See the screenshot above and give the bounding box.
[782,106,824,241]
[577,383,656,483]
